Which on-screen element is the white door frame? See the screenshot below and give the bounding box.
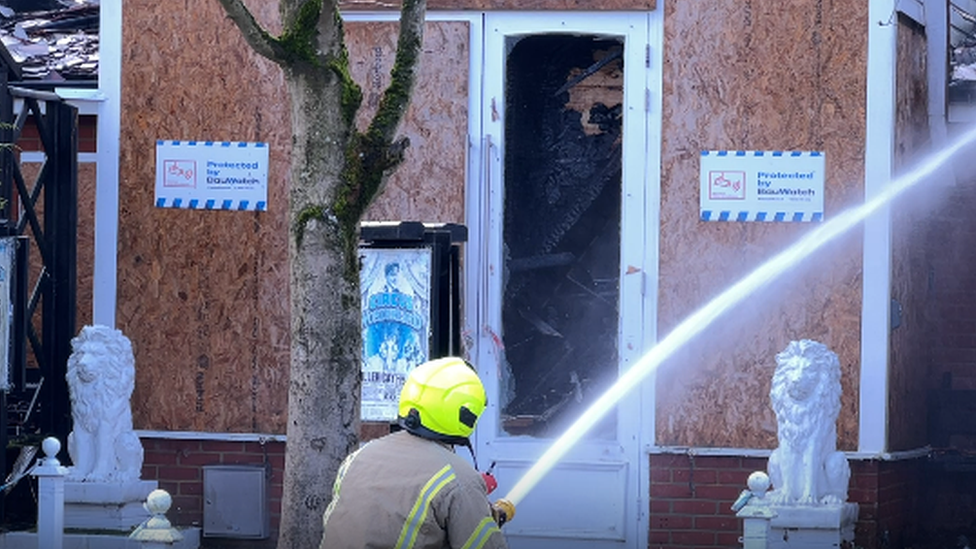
[466,11,661,547]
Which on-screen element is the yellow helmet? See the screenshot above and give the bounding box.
[398,357,487,443]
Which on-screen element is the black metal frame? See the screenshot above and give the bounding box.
[0,81,79,526]
[359,221,467,361]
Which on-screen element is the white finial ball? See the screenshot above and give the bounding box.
[145,489,173,515]
[42,437,60,457]
[747,471,771,494]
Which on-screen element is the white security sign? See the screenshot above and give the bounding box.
[155,140,269,211]
[700,151,825,222]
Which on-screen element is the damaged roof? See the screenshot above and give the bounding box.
[0,0,968,96]
[0,0,98,85]
[951,0,976,99]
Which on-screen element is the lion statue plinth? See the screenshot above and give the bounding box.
[767,339,850,506]
[66,325,143,483]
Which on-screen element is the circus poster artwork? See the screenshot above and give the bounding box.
[360,247,432,421]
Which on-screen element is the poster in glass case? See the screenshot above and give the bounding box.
[360,247,432,422]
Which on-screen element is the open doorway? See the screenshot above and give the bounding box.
[499,34,623,441]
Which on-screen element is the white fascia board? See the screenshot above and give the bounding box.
[20,151,98,164]
[136,430,286,443]
[55,87,105,116]
[94,0,121,328]
[898,0,926,25]
[647,445,932,461]
[13,93,101,116]
[860,0,898,455]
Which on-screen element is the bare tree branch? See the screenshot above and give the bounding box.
[365,0,424,147]
[216,0,289,65]
[332,0,424,223]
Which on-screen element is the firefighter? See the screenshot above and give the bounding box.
[320,356,510,549]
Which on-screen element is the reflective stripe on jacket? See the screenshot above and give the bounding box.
[320,431,508,549]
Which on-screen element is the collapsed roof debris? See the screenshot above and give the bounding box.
[951,1,976,102]
[955,45,976,82]
[0,0,98,84]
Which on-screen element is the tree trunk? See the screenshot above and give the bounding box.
[216,1,426,546]
[278,64,361,549]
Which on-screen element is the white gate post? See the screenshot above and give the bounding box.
[734,471,776,549]
[129,488,184,548]
[740,508,777,549]
[32,436,67,549]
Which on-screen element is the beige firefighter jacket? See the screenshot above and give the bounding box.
[320,430,509,549]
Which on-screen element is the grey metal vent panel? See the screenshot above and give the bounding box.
[202,465,269,539]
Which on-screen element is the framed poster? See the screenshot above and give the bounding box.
[360,247,432,422]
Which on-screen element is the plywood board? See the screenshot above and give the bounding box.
[887,16,932,452]
[16,161,94,332]
[120,0,290,433]
[120,3,469,433]
[348,21,470,224]
[655,0,868,450]
[77,162,95,330]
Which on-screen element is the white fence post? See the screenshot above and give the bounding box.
[129,488,184,548]
[734,471,776,549]
[32,436,67,549]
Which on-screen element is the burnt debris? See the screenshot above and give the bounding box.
[0,0,98,84]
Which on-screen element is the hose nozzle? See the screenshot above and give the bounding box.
[492,498,516,527]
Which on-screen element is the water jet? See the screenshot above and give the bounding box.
[501,123,976,508]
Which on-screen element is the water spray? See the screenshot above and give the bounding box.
[500,123,976,509]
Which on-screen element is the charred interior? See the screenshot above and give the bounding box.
[499,34,623,439]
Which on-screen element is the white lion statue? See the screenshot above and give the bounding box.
[767,339,850,505]
[66,325,143,483]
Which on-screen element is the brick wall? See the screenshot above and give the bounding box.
[851,458,924,547]
[649,454,924,549]
[139,438,925,547]
[140,437,285,541]
[924,175,976,448]
[16,114,97,153]
[917,457,976,547]
[138,426,392,543]
[649,454,767,548]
